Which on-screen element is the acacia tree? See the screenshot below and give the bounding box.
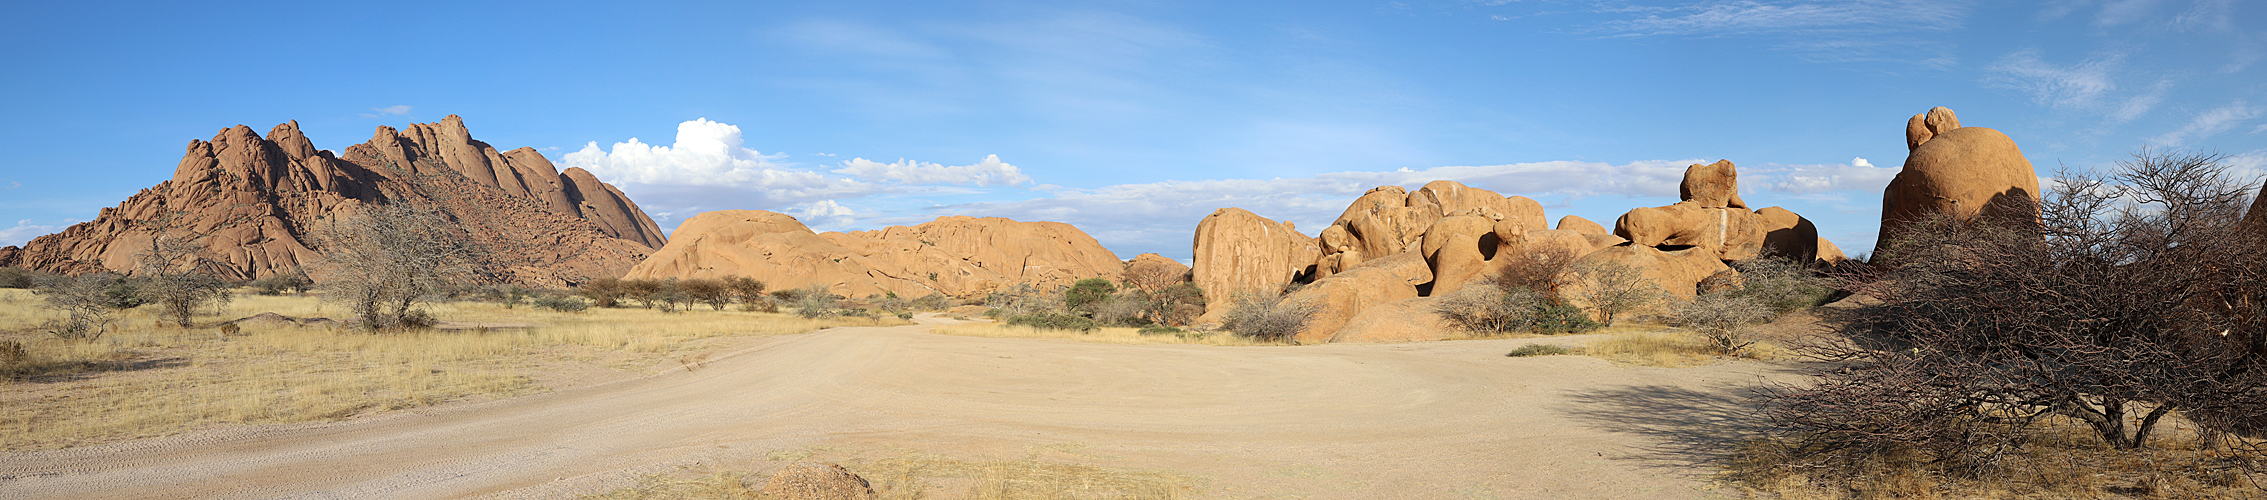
[135,232,232,327]
[313,204,481,330]
[1764,149,2267,479]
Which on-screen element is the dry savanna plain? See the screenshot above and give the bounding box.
[0,285,1834,500]
[3,108,2264,499]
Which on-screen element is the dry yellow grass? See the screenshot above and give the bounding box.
[584,449,1195,500]
[1576,327,1787,367]
[0,289,894,451]
[927,322,1282,346]
[1726,414,2267,499]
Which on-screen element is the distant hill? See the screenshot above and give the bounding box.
[0,115,664,287]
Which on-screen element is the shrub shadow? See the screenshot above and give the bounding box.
[1559,382,1776,475]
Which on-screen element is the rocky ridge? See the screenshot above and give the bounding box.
[0,116,664,286]
[623,210,1126,298]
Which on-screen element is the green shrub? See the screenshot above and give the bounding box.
[1006,312,1098,332]
[1506,344,1574,357]
[1065,278,1116,312]
[532,295,590,313]
[1532,303,1602,335]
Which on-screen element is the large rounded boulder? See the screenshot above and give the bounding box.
[1878,107,2039,255]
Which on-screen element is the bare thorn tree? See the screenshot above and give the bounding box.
[312,204,481,330]
[1764,148,2267,482]
[135,232,232,327]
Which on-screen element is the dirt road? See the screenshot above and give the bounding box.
[0,315,1795,499]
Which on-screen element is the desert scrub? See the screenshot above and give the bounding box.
[1220,291,1317,342]
[1505,344,1573,357]
[1003,312,1096,332]
[930,323,1272,346]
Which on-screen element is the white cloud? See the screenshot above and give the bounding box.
[2149,100,2261,147]
[560,118,883,206]
[789,200,859,230]
[1600,0,1965,36]
[361,105,413,118]
[1752,159,1903,195]
[2173,0,2235,32]
[2111,79,2171,122]
[1,219,75,247]
[1587,0,1967,63]
[1986,50,2123,110]
[832,155,1032,186]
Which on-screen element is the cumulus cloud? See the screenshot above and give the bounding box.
[361,105,413,118]
[1,219,74,247]
[789,200,860,230]
[833,154,1032,186]
[559,118,883,208]
[2149,100,2261,147]
[560,118,1042,233]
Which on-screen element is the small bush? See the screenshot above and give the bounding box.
[532,295,590,313]
[1727,255,1831,317]
[1531,303,1602,334]
[1560,259,1660,326]
[251,271,312,296]
[1670,292,1772,355]
[0,267,41,289]
[1436,284,1546,334]
[1006,312,1098,332]
[1506,344,1573,357]
[681,278,731,310]
[793,285,840,318]
[1137,325,1184,336]
[1092,294,1152,327]
[1222,291,1318,342]
[578,278,627,308]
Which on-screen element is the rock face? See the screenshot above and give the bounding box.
[1879,106,2039,254]
[1284,252,1430,342]
[625,210,1123,298]
[1557,215,1608,235]
[1753,206,1819,262]
[1566,244,1731,302]
[0,117,662,286]
[1191,208,1322,315]
[1678,160,1747,209]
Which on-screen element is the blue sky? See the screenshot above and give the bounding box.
[3,1,2262,261]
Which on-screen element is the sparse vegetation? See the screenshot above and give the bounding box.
[1220,291,1318,342]
[0,289,893,451]
[1436,248,1607,336]
[1004,311,1098,332]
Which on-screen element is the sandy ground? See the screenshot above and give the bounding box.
[0,314,1804,499]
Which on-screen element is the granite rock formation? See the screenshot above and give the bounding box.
[624,210,1123,298]
[0,116,663,286]
[1879,106,2039,256]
